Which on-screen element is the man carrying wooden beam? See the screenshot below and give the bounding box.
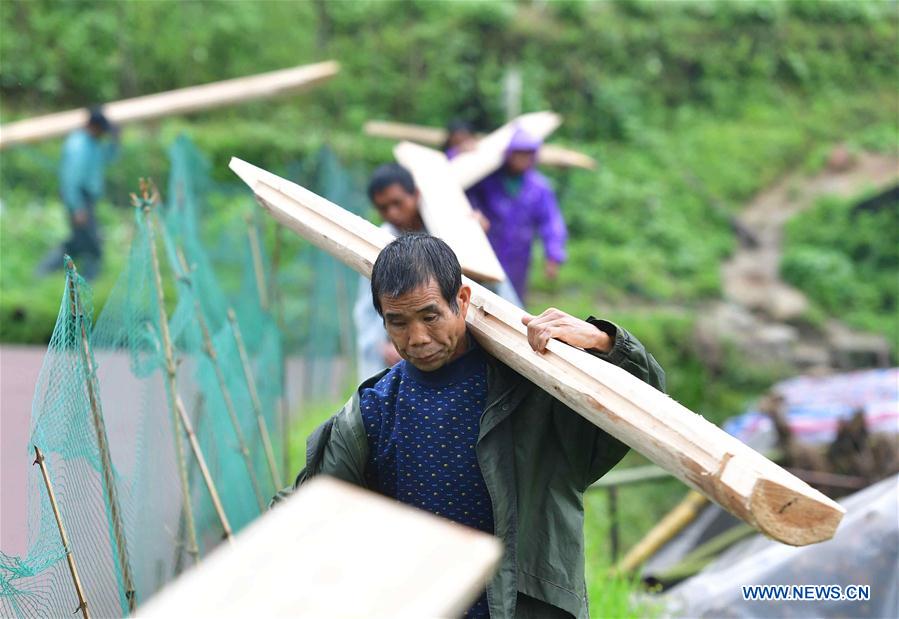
[467,126,568,302]
[443,118,478,158]
[38,108,118,280]
[353,164,521,381]
[281,233,664,618]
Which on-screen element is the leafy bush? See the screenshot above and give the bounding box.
[783,194,899,345]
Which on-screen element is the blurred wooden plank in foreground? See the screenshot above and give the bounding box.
[394,141,506,283]
[364,118,597,170]
[0,61,340,149]
[138,477,502,618]
[229,157,846,548]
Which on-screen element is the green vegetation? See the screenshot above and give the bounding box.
[783,192,899,346]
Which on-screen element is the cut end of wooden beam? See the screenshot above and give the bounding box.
[750,478,846,546]
[230,156,292,195]
[229,157,259,188]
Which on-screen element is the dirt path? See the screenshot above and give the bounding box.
[712,150,897,369]
[722,152,898,321]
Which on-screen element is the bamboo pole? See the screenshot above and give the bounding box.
[645,523,756,587]
[138,217,200,565]
[173,394,204,576]
[64,258,137,613]
[0,61,340,148]
[242,215,292,481]
[137,181,233,542]
[227,307,283,490]
[614,490,708,575]
[246,214,270,312]
[229,158,846,547]
[590,464,671,489]
[333,263,354,359]
[174,248,266,511]
[33,446,91,619]
[271,225,291,481]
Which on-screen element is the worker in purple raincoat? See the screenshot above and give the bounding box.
[467,127,567,302]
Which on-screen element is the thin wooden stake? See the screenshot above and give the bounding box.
[227,308,283,489]
[333,264,354,359]
[271,225,291,481]
[613,490,708,576]
[33,446,91,619]
[64,258,136,613]
[175,248,266,511]
[173,394,204,576]
[137,181,233,543]
[246,214,270,312]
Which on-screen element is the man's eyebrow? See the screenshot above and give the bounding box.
[415,304,441,314]
[383,311,404,320]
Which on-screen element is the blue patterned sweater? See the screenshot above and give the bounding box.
[360,338,494,616]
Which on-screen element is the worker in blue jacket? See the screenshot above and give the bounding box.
[39,107,118,280]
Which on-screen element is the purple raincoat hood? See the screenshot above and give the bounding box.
[505,126,543,154]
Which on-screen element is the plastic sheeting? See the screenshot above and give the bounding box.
[661,474,898,618]
[723,368,899,451]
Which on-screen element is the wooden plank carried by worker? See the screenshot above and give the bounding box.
[450,111,563,189]
[394,141,505,283]
[365,119,597,170]
[138,477,502,618]
[0,61,340,149]
[229,157,846,547]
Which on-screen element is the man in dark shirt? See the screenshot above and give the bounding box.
[282,234,665,617]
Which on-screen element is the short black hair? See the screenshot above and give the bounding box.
[371,234,462,317]
[367,164,416,202]
[87,106,111,131]
[446,118,473,134]
[443,118,474,151]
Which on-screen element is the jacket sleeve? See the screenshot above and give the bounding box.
[555,318,666,491]
[535,186,567,264]
[269,392,370,508]
[59,135,89,213]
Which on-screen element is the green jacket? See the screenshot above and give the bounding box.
[276,318,665,618]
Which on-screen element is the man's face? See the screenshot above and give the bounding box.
[505,150,537,175]
[379,279,471,372]
[372,183,423,232]
[447,129,475,149]
[87,123,106,138]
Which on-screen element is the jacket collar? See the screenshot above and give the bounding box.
[479,353,529,441]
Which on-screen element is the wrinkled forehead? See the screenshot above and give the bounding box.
[379,279,449,316]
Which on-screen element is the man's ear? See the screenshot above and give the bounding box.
[457,285,472,317]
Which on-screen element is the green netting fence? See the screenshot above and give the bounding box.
[1,136,368,617]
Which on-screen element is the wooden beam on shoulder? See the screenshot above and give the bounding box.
[394,141,505,283]
[229,157,845,547]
